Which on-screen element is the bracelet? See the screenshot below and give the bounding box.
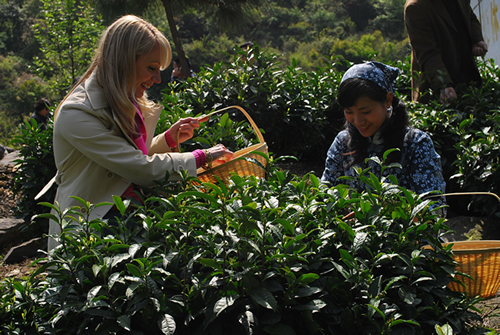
[202,149,213,170]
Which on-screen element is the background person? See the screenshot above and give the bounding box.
[404,0,488,103]
[44,15,233,250]
[170,57,194,82]
[321,62,446,206]
[30,98,52,130]
[239,41,254,64]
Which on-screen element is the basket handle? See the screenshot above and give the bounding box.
[425,191,500,202]
[175,105,265,151]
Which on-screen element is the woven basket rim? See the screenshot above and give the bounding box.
[191,105,268,178]
[424,240,500,298]
[177,105,265,148]
[442,240,500,254]
[197,142,267,175]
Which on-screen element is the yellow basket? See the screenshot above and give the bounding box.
[179,105,268,184]
[421,193,500,298]
[441,241,500,298]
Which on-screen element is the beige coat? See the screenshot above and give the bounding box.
[404,0,484,102]
[46,71,197,250]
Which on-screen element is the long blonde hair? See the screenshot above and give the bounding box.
[55,15,172,136]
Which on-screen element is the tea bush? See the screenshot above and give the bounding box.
[157,51,500,217]
[10,52,500,227]
[408,59,500,217]
[11,118,57,233]
[157,46,346,162]
[0,161,490,334]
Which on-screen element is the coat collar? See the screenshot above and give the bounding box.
[82,69,164,150]
[84,70,110,110]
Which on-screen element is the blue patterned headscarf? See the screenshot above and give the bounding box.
[341,61,400,93]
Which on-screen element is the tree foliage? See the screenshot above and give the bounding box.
[0,0,41,59]
[32,0,104,98]
[0,55,53,133]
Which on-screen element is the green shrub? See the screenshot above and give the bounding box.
[408,59,500,217]
[11,118,57,232]
[10,55,499,221]
[0,55,54,142]
[329,31,409,70]
[0,111,19,146]
[0,160,488,334]
[32,0,104,98]
[158,46,345,161]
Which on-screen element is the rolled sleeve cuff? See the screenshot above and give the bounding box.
[164,129,177,148]
[192,149,206,168]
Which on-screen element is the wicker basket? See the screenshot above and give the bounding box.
[440,241,500,298]
[180,105,268,184]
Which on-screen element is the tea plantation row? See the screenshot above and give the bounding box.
[3,50,499,334]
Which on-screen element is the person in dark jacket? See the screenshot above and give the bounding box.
[30,98,52,130]
[404,0,488,103]
[170,57,195,83]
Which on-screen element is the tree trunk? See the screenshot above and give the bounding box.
[161,0,190,79]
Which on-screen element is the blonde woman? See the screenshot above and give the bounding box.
[44,15,233,250]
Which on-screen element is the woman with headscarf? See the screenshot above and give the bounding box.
[321,62,446,201]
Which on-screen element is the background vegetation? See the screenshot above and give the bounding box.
[0,0,409,144]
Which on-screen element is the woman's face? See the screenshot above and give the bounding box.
[134,45,162,99]
[343,93,393,138]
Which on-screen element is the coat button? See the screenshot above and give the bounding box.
[80,207,86,214]
[106,171,114,178]
[177,165,185,171]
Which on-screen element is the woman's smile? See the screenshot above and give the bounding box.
[134,45,162,98]
[344,94,392,138]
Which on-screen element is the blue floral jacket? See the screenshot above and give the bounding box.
[321,128,446,199]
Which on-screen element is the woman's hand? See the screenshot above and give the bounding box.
[206,144,235,166]
[169,117,207,144]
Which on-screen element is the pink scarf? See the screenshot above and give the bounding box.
[121,101,147,202]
